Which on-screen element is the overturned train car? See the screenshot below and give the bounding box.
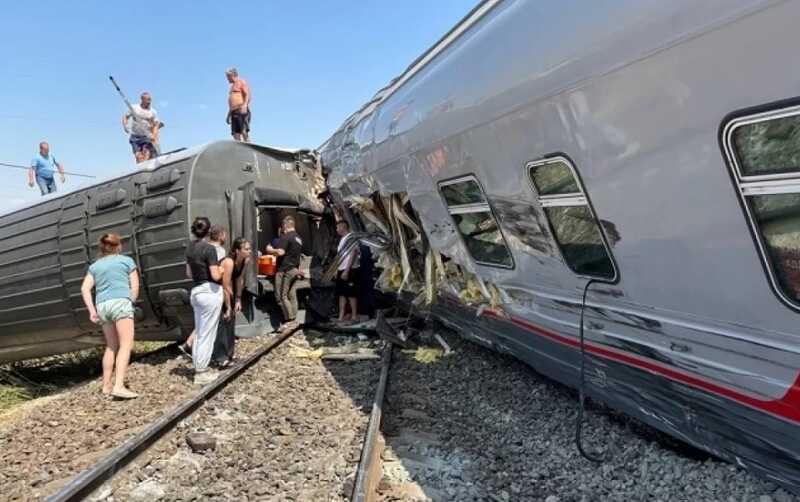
[0,141,329,363]
[320,0,800,493]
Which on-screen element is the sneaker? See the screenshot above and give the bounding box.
[193,370,218,386]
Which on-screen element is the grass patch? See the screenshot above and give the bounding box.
[0,384,33,412]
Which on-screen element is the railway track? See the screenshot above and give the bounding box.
[351,342,393,502]
[32,326,392,501]
[46,328,299,502]
[3,322,793,501]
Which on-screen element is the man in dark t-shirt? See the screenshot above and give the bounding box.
[265,216,303,330]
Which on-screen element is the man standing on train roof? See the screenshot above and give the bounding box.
[28,141,65,196]
[225,67,251,142]
[122,92,160,163]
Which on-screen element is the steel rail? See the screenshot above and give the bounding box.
[46,326,302,502]
[351,342,393,502]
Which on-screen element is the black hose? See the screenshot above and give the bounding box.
[575,277,608,463]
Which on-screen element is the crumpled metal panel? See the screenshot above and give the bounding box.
[317,0,800,493]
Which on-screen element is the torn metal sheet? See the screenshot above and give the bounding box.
[317,0,800,493]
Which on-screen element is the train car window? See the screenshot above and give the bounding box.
[723,105,800,307]
[530,161,581,196]
[439,176,514,268]
[528,157,616,280]
[440,179,486,206]
[732,114,800,177]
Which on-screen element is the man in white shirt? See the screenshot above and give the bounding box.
[335,220,360,322]
[122,92,160,163]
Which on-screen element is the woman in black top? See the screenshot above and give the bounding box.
[185,217,224,385]
[212,238,252,367]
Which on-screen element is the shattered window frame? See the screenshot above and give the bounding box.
[723,103,800,311]
[527,156,618,281]
[438,175,515,269]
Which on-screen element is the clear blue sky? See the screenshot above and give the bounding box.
[0,0,476,212]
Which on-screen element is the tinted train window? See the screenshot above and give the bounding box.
[439,177,513,268]
[441,179,486,206]
[528,157,616,279]
[724,106,800,307]
[530,161,581,196]
[733,114,800,177]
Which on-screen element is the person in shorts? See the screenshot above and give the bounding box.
[225,67,251,142]
[80,233,140,399]
[335,220,360,322]
[122,92,160,163]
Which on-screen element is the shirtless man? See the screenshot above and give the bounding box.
[225,68,251,142]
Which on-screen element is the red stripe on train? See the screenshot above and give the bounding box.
[480,310,800,423]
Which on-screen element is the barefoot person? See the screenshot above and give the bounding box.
[212,238,252,367]
[335,220,360,322]
[225,68,251,142]
[185,217,224,385]
[80,233,140,399]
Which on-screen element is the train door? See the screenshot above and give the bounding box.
[229,182,267,338]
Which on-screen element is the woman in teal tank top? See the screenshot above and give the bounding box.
[80,233,140,399]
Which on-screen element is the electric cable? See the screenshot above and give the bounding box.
[575,277,611,463]
[0,161,96,178]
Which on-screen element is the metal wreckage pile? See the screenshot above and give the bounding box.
[323,190,504,315]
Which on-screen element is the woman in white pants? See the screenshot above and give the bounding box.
[185,217,223,385]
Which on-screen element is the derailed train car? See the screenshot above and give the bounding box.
[320,0,800,493]
[0,141,329,363]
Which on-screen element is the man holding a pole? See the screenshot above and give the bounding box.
[28,141,65,196]
[121,92,160,163]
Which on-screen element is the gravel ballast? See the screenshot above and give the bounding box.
[95,330,381,501]
[377,330,799,502]
[1,325,797,501]
[0,338,265,500]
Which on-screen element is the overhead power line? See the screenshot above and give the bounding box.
[0,161,97,179]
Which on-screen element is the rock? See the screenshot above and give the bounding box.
[166,450,205,471]
[545,496,560,502]
[29,472,51,487]
[342,474,355,498]
[759,496,774,502]
[129,480,166,501]
[402,409,432,420]
[86,482,114,501]
[186,432,216,452]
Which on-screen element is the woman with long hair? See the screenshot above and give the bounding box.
[177,225,227,359]
[80,233,140,399]
[212,238,253,367]
[185,217,224,385]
